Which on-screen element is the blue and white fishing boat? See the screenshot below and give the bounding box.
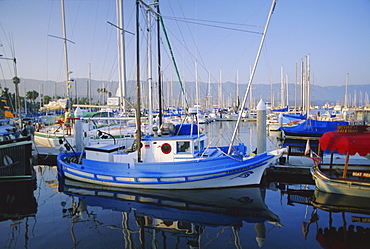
[58,122,284,189]
[57,0,282,189]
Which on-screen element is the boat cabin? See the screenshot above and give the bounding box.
[84,123,208,164]
[141,123,207,162]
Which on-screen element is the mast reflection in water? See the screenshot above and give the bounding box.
[58,177,281,248]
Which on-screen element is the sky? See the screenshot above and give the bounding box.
[0,0,370,97]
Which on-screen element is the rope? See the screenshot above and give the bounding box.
[158,13,189,108]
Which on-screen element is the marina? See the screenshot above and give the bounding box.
[1,0,370,248]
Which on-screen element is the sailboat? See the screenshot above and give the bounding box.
[34,0,135,149]
[57,0,283,189]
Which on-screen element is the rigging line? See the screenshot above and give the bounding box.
[168,0,206,82]
[161,27,215,85]
[164,17,263,35]
[163,15,264,28]
[171,2,208,77]
[158,11,189,108]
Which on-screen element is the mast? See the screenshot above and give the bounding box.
[300,60,304,113]
[294,62,297,111]
[218,69,222,108]
[345,73,349,109]
[116,0,127,113]
[269,69,273,108]
[135,0,141,162]
[228,0,277,154]
[156,0,163,126]
[280,66,284,108]
[147,8,153,131]
[306,54,310,117]
[285,73,289,107]
[195,60,199,106]
[207,69,211,109]
[88,63,91,110]
[236,69,239,110]
[60,0,71,108]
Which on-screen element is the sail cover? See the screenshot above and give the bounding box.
[280,119,348,136]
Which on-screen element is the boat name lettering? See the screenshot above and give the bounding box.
[352,172,370,178]
[226,166,249,174]
[337,125,368,133]
[352,216,370,223]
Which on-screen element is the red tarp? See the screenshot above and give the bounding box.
[319,131,370,156]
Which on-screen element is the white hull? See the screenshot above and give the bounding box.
[311,166,370,198]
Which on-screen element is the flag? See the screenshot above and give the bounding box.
[310,151,322,164]
[304,139,310,156]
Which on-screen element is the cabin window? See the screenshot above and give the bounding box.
[194,140,204,153]
[177,141,190,153]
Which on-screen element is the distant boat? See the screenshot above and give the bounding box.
[280,119,349,140]
[34,110,135,148]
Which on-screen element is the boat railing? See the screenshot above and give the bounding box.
[282,144,320,164]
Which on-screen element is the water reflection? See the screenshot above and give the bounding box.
[0,180,37,248]
[58,178,281,248]
[274,183,370,249]
[312,190,370,248]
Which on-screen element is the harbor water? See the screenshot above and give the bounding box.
[1,121,370,248]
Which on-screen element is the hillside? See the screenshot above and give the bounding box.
[5,78,370,108]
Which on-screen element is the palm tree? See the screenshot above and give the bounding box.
[97,87,112,104]
[26,90,39,112]
[43,95,51,105]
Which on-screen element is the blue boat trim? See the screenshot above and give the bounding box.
[58,152,272,185]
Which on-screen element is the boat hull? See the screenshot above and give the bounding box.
[310,166,370,198]
[57,151,280,189]
[34,132,63,147]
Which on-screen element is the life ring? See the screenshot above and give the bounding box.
[161,143,172,154]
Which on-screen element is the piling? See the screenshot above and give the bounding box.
[74,107,83,152]
[257,99,267,153]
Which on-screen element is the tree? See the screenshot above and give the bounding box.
[26,90,39,103]
[97,87,112,104]
[26,90,39,113]
[43,95,51,105]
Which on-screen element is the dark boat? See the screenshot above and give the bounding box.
[0,136,34,180]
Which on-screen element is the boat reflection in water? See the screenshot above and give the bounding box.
[58,178,281,248]
[0,180,37,222]
[312,189,370,248]
[0,180,37,247]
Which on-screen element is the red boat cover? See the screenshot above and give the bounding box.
[319,131,370,156]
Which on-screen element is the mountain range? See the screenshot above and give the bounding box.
[6,78,370,108]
